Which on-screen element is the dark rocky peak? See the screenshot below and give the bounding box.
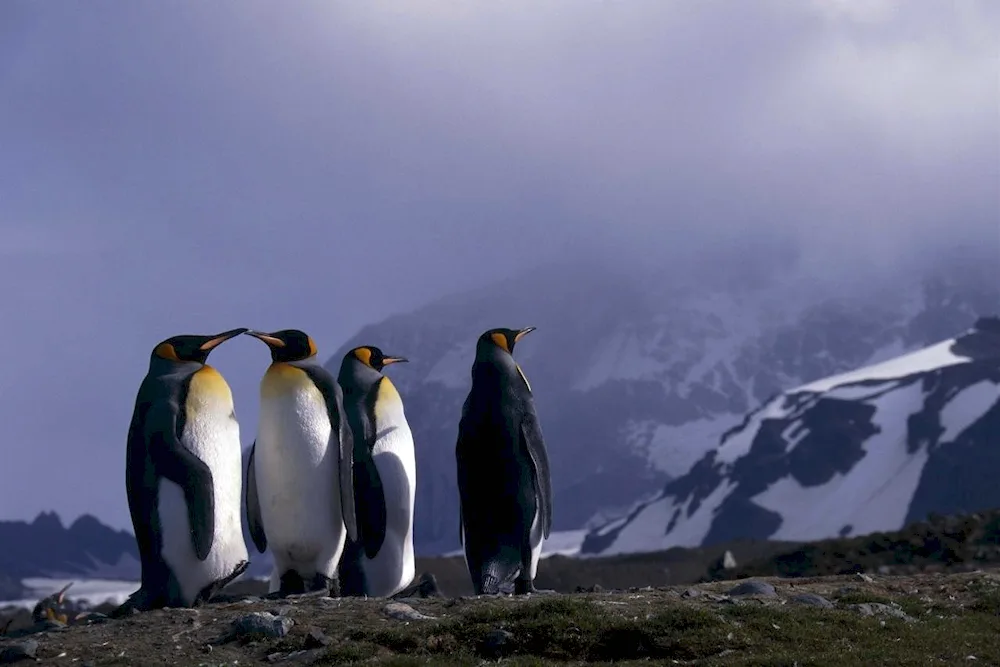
[951,315,1000,358]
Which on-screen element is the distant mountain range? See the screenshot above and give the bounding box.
[0,512,139,582]
[323,250,999,554]
[582,316,1000,556]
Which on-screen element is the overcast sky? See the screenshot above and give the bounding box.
[1,0,997,530]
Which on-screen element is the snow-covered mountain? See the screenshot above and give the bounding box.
[324,249,999,555]
[581,315,1000,556]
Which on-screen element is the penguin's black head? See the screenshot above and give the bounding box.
[152,328,248,365]
[477,327,536,357]
[350,346,409,373]
[246,329,319,363]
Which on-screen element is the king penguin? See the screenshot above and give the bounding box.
[335,345,416,598]
[456,327,553,595]
[122,328,251,612]
[244,329,359,597]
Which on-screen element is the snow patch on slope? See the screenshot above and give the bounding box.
[442,529,589,560]
[799,339,970,393]
[751,381,929,541]
[644,417,739,478]
[595,481,736,556]
[939,380,1000,443]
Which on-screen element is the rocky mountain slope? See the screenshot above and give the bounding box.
[582,315,1000,556]
[325,250,999,555]
[0,513,138,581]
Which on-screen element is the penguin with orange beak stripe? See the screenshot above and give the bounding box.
[336,345,416,598]
[456,326,553,596]
[243,329,359,597]
[120,328,251,613]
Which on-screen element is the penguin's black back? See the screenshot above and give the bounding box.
[456,356,550,591]
[125,366,198,604]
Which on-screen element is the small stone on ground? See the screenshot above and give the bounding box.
[790,593,834,608]
[727,580,778,597]
[0,639,38,664]
[383,602,437,621]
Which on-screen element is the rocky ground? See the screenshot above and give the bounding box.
[3,569,1000,665]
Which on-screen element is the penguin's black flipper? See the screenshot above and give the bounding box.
[337,538,370,596]
[147,405,215,561]
[301,364,358,543]
[353,443,387,559]
[352,378,390,558]
[245,441,267,553]
[520,414,552,539]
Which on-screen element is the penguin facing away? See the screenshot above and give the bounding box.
[121,328,251,612]
[244,329,359,597]
[336,345,416,598]
[456,326,553,595]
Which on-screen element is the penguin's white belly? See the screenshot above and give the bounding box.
[359,419,416,597]
[255,388,345,585]
[158,409,248,606]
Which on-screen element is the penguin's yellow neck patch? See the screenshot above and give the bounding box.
[491,332,509,352]
[516,363,532,393]
[188,365,234,408]
[261,362,311,399]
[374,376,402,422]
[354,347,373,367]
[154,342,180,361]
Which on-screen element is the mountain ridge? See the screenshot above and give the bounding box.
[323,255,998,554]
[581,315,1000,556]
[0,512,139,581]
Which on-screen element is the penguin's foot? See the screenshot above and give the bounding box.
[109,588,154,618]
[313,573,340,598]
[270,570,306,598]
[514,578,554,595]
[392,572,444,600]
[194,560,251,606]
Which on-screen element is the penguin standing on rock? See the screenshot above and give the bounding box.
[244,329,358,597]
[336,345,416,598]
[120,328,251,613]
[456,327,553,595]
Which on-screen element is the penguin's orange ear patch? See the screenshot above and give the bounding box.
[490,333,509,352]
[308,337,319,358]
[354,347,373,366]
[154,343,180,361]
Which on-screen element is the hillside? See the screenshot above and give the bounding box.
[326,253,999,554]
[583,315,1000,556]
[715,508,1000,581]
[4,570,1000,665]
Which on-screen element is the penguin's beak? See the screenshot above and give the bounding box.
[199,328,250,351]
[246,330,286,348]
[56,582,73,604]
[382,356,409,366]
[514,326,536,343]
